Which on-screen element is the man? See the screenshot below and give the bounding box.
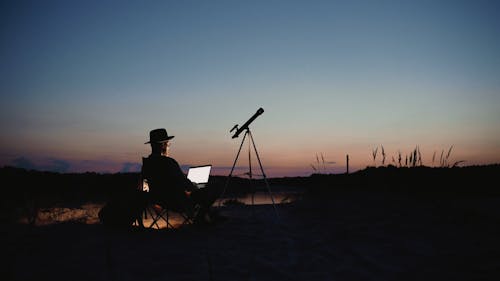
[141,128,219,224]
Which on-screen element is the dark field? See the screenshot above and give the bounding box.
[1,165,499,280]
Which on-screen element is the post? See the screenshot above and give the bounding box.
[346,154,349,174]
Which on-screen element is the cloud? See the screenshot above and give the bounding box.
[120,162,141,173]
[10,157,72,173]
[7,156,142,174]
[45,158,71,173]
[11,157,37,170]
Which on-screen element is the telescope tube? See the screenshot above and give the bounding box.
[232,108,264,138]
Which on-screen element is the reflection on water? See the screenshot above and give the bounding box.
[18,203,103,225]
[143,191,299,229]
[216,191,300,206]
[19,191,301,228]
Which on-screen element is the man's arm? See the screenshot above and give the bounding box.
[166,157,197,192]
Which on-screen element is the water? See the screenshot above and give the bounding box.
[216,191,301,206]
[141,191,299,228]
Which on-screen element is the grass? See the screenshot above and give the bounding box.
[311,153,324,174]
[370,144,464,168]
[311,152,335,174]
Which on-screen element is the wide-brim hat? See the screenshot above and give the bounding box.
[145,128,175,144]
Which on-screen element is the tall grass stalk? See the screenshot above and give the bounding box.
[311,152,328,174]
[321,153,326,173]
[372,147,378,166]
[381,145,386,166]
[369,144,463,168]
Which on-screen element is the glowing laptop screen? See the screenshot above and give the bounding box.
[187,165,211,184]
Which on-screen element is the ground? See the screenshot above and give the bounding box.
[3,189,500,281]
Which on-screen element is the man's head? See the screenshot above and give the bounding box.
[145,128,174,156]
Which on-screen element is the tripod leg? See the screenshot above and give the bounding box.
[218,131,248,207]
[248,131,280,220]
[248,138,255,207]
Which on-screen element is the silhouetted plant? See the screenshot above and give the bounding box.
[310,164,317,173]
[417,146,423,166]
[370,144,464,168]
[381,145,386,166]
[412,146,417,167]
[372,147,378,166]
[321,153,326,173]
[311,152,327,174]
[436,145,464,167]
[446,145,453,161]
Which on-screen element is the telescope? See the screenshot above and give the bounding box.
[222,106,279,219]
[231,107,264,139]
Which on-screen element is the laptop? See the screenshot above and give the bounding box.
[187,165,212,188]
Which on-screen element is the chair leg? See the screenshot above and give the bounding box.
[165,211,174,228]
[135,217,144,228]
[157,210,174,229]
[147,207,162,229]
[144,205,197,229]
[147,207,175,229]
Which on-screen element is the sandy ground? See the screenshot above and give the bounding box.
[3,190,500,281]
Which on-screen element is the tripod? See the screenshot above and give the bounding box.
[219,127,279,219]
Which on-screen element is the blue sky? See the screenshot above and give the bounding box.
[1,0,499,176]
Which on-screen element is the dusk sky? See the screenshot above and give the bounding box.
[1,0,499,177]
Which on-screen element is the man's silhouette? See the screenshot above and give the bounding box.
[141,128,220,224]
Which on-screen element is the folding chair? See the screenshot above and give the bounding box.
[143,203,196,229]
[139,157,199,229]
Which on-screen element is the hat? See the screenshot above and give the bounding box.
[145,128,175,144]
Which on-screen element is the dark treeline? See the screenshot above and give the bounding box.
[3,164,500,199]
[0,167,260,223]
[300,164,500,196]
[1,167,141,224]
[1,167,139,207]
[0,167,258,212]
[1,164,499,223]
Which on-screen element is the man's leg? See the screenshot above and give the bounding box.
[191,185,222,223]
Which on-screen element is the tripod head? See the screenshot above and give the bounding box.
[231,107,264,139]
